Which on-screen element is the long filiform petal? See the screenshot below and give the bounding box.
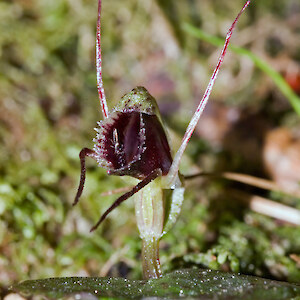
[96,0,109,118]
[166,0,251,188]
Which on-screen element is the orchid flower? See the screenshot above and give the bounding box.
[74,0,251,279]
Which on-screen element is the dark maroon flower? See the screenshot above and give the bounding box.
[93,87,173,179]
[73,87,173,227]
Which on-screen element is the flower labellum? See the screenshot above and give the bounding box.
[93,86,173,179]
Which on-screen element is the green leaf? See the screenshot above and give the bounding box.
[12,268,300,299]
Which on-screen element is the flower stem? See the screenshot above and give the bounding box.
[141,237,162,279]
[134,177,164,279]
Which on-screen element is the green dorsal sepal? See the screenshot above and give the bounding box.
[113,86,162,120]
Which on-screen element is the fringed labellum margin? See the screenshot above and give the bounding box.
[73,0,251,279]
[94,87,173,179]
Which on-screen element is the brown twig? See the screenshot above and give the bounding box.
[100,186,133,197]
[185,171,300,198]
[231,189,300,226]
[290,254,300,267]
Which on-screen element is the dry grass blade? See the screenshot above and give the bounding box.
[290,254,300,267]
[99,245,131,277]
[231,190,300,226]
[185,172,300,198]
[100,186,133,197]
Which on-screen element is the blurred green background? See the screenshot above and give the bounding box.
[1,0,300,296]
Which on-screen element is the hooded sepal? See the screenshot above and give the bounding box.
[93,87,173,179]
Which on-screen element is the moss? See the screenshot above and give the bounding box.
[0,0,299,296]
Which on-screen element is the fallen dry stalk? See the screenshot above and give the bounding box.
[185,171,300,198]
[290,254,300,267]
[231,190,300,226]
[101,172,300,226]
[100,186,133,197]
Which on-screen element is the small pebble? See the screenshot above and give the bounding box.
[4,294,26,300]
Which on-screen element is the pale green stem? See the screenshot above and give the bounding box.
[134,177,164,279]
[141,237,162,279]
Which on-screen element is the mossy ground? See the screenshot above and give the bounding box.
[0,0,300,297]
